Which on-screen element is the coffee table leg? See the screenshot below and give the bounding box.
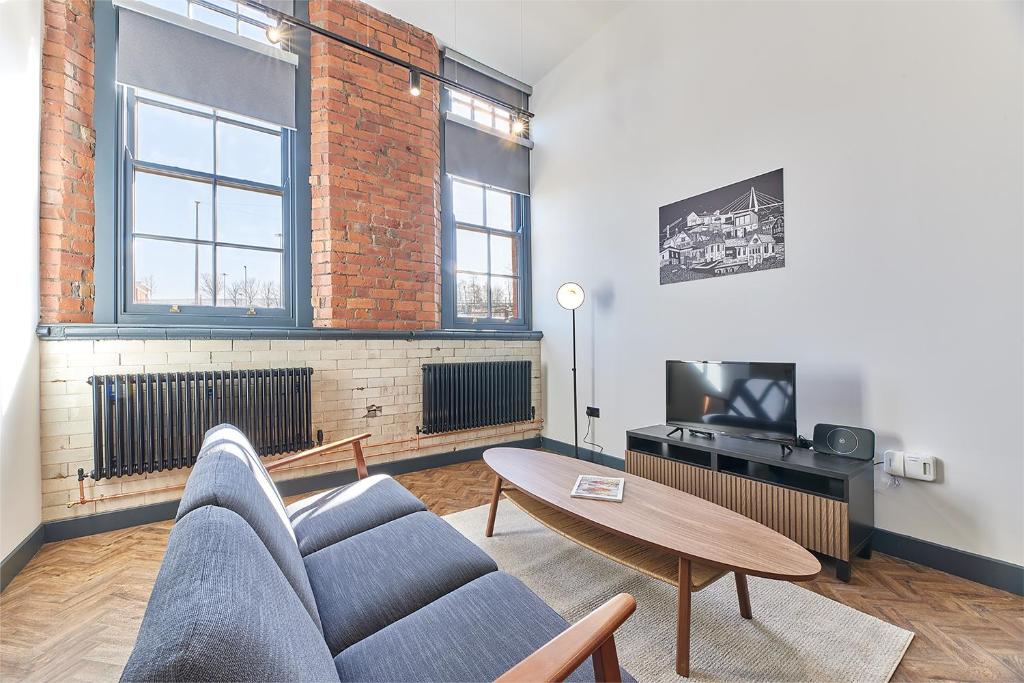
[677,557,692,677]
[735,572,752,619]
[485,475,503,537]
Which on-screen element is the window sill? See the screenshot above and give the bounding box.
[36,323,543,342]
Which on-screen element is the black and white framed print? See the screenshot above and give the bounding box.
[659,169,785,285]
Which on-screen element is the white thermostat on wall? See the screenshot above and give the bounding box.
[883,450,937,482]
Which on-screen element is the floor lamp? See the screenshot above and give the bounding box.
[556,282,585,459]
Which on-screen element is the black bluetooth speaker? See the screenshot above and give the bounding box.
[812,424,875,460]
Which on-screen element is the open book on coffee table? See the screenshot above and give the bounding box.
[570,474,625,502]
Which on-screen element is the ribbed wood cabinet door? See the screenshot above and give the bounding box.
[626,450,849,560]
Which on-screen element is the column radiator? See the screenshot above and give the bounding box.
[86,368,314,480]
[420,361,533,435]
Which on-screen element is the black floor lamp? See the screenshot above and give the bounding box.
[556,282,585,459]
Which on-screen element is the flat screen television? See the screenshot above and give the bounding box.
[666,361,797,445]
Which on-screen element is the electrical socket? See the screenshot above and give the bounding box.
[586,406,600,418]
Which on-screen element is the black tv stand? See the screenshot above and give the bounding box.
[624,424,875,582]
[667,426,715,439]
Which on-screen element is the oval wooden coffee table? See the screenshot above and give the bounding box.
[483,447,821,677]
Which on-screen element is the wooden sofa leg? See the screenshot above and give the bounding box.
[591,635,622,683]
[735,572,752,620]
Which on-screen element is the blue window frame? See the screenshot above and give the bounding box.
[117,87,296,323]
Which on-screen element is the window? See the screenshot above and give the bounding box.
[447,89,524,138]
[122,88,292,319]
[450,177,527,324]
[139,0,280,46]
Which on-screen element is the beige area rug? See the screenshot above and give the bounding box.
[444,501,913,683]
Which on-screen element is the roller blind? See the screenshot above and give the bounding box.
[116,5,297,128]
[442,49,531,196]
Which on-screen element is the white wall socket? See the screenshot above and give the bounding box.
[883,449,937,481]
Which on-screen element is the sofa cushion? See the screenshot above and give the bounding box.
[334,571,633,683]
[177,424,322,632]
[287,474,426,556]
[121,506,339,683]
[305,511,497,655]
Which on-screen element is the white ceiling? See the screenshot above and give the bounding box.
[363,0,627,86]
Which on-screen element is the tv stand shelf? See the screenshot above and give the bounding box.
[625,425,875,581]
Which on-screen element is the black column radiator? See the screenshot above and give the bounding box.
[420,360,533,435]
[86,368,315,480]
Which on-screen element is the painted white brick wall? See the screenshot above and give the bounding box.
[39,338,542,522]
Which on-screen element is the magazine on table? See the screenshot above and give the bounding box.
[570,474,624,502]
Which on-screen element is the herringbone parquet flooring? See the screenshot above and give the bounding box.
[1,459,1020,682]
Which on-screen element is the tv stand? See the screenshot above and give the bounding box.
[668,426,716,439]
[625,424,874,582]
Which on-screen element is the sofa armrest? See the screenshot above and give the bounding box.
[496,593,636,683]
[266,432,373,479]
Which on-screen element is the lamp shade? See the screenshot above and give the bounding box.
[556,282,585,310]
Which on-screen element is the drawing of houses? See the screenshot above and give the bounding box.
[659,169,785,284]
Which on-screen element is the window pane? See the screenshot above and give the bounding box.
[133,237,212,306]
[215,246,283,308]
[136,89,212,114]
[134,171,213,240]
[136,103,213,172]
[456,228,488,273]
[217,121,281,185]
[217,186,283,248]
[490,234,517,276]
[190,3,237,32]
[141,0,187,15]
[450,92,472,119]
[452,180,483,225]
[485,189,512,230]
[204,0,237,10]
[490,276,518,320]
[239,21,270,44]
[493,109,511,134]
[473,105,493,128]
[239,4,273,22]
[456,273,488,319]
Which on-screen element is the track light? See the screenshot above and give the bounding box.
[409,69,421,97]
[266,22,285,44]
[511,116,526,136]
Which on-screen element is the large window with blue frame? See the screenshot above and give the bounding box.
[119,87,295,321]
[450,176,528,324]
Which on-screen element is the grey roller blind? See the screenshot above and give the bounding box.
[116,7,296,128]
[442,55,530,112]
[442,49,531,195]
[444,119,530,195]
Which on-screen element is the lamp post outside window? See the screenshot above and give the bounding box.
[556,282,585,459]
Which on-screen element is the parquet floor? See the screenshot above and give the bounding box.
[1,459,1021,682]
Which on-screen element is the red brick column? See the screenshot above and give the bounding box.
[309,1,441,329]
[39,0,95,323]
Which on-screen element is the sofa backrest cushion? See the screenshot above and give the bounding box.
[177,424,322,632]
[121,505,339,683]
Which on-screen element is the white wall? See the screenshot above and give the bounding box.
[531,1,1023,565]
[0,0,44,560]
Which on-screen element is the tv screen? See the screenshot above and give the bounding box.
[666,361,797,445]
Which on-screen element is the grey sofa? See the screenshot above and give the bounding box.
[122,425,635,682]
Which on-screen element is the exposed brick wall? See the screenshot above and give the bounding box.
[309,1,442,330]
[39,0,95,323]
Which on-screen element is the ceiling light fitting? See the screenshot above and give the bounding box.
[238,0,533,120]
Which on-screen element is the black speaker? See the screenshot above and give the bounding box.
[812,423,875,460]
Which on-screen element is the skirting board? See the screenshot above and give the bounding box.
[6,437,541,581]
[540,437,1023,596]
[0,525,45,592]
